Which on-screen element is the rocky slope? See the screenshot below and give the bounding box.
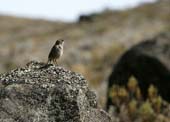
[0,0,170,107]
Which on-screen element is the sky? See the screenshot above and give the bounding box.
[0,0,156,22]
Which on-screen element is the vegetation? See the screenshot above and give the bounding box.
[109,76,170,122]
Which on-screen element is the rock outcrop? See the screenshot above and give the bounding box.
[0,61,111,122]
[107,31,170,110]
[78,14,94,23]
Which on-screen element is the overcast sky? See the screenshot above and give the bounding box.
[0,0,156,22]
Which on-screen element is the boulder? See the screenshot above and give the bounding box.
[107,31,170,110]
[78,14,95,23]
[0,61,111,122]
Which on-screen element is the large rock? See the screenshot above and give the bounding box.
[107,32,170,109]
[0,61,111,122]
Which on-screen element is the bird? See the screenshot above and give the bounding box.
[47,39,64,65]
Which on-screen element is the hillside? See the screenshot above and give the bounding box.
[0,0,170,107]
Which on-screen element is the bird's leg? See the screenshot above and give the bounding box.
[52,59,55,65]
[55,59,58,66]
[48,59,52,65]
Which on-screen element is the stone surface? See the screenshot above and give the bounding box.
[0,61,111,122]
[107,31,170,109]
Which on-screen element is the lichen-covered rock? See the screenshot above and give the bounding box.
[0,61,111,122]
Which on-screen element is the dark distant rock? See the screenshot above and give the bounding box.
[107,31,170,110]
[0,61,111,122]
[78,14,94,23]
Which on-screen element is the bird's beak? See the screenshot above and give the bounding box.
[62,40,64,44]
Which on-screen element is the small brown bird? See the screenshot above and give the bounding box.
[48,39,64,64]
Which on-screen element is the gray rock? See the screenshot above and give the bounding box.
[0,61,111,122]
[107,31,170,110]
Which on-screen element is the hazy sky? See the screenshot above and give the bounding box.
[0,0,156,22]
